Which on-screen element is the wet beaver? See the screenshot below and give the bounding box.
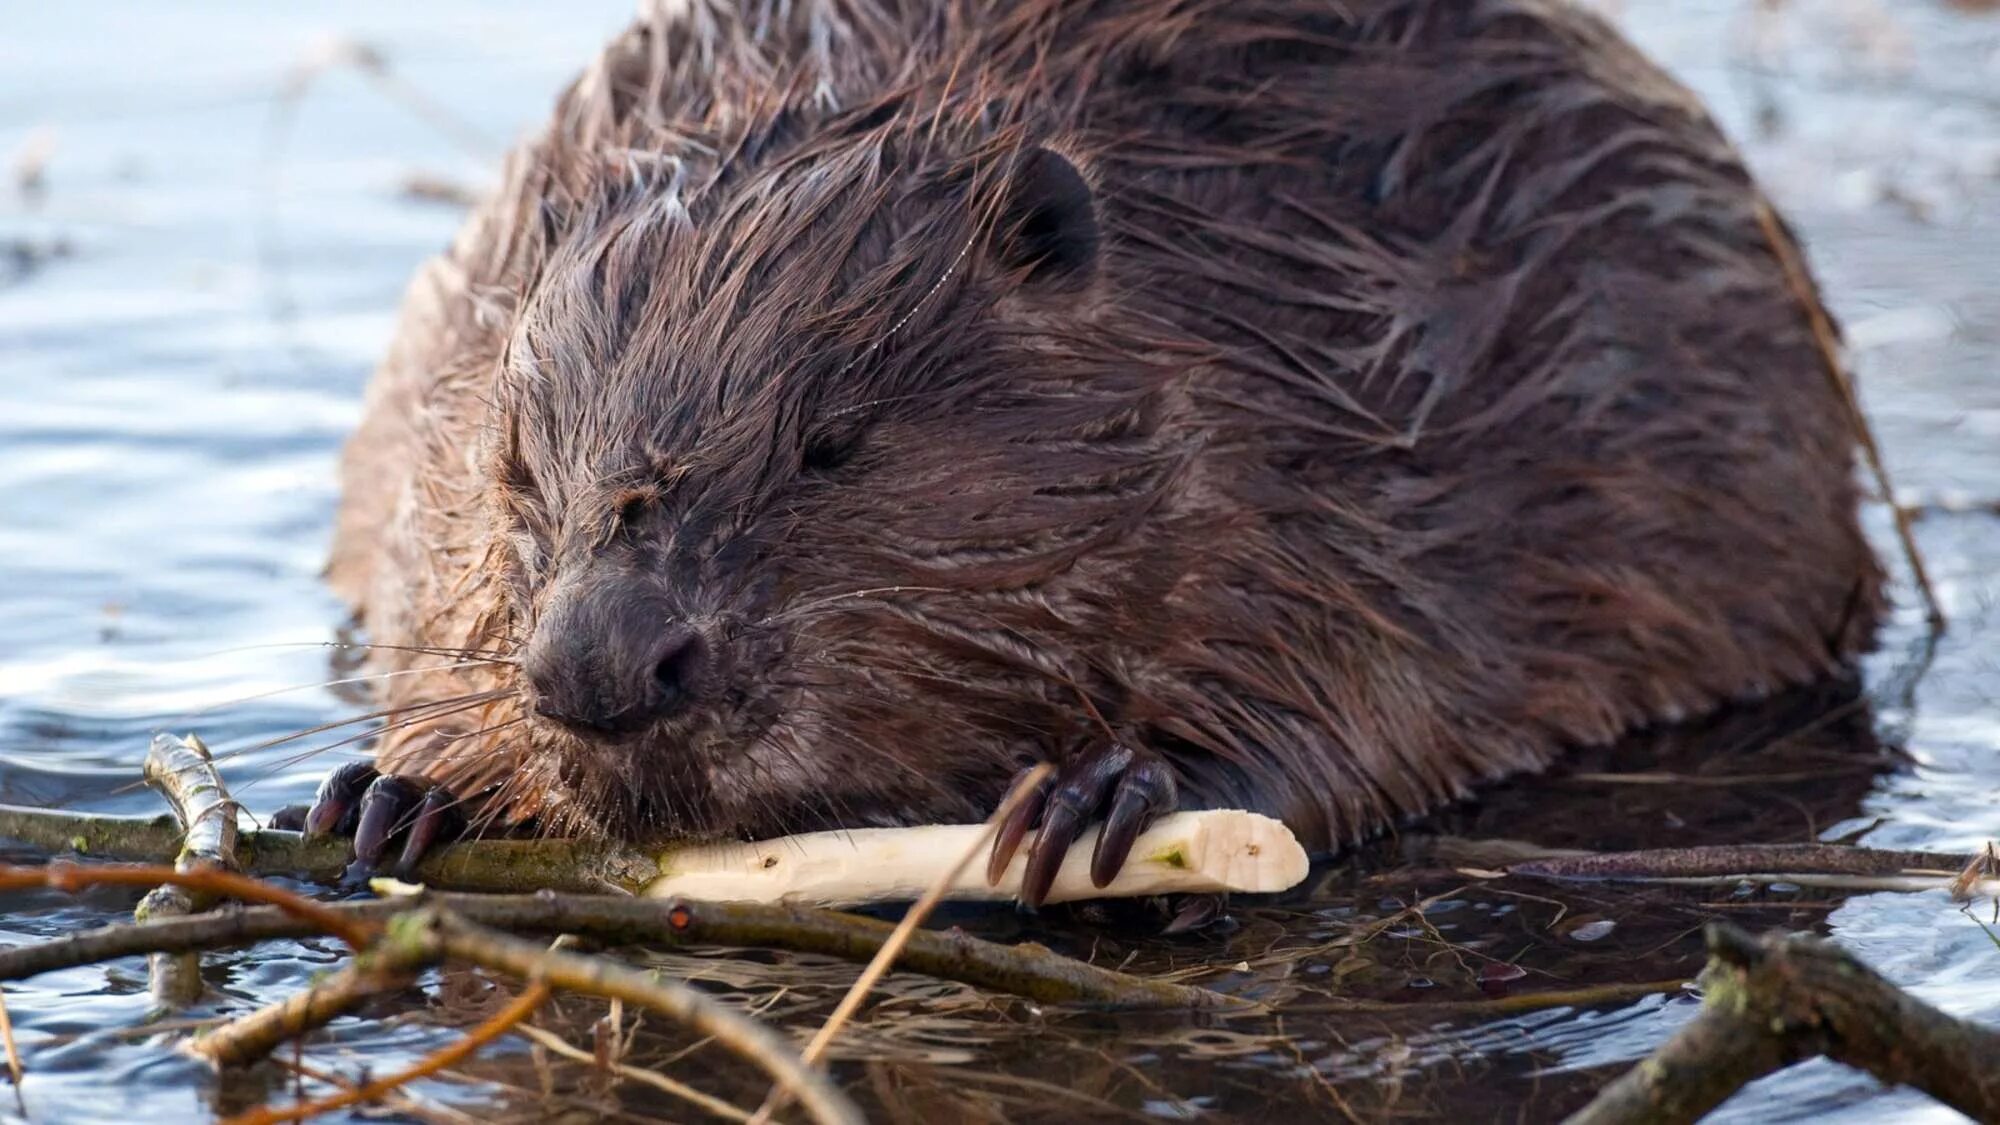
[310,0,1883,902]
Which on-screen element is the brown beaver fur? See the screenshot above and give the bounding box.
[326,0,1883,874]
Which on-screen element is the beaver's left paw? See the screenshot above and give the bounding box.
[987,739,1179,907]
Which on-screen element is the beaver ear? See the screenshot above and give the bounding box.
[995,147,1098,291]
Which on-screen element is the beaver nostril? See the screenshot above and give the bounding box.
[651,628,705,714]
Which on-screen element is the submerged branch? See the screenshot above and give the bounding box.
[0,890,1237,1010]
[217,942,566,1125]
[1508,842,1999,897]
[189,929,434,1068]
[1564,924,2000,1124]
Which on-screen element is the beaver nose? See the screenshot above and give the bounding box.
[647,627,706,714]
[525,602,710,738]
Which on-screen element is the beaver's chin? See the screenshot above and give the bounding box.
[535,705,796,841]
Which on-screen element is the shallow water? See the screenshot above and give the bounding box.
[1,2,1996,1122]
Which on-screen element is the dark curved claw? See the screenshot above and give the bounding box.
[343,774,429,885]
[1088,753,1177,888]
[987,766,1054,885]
[304,761,378,838]
[391,785,467,880]
[268,805,308,832]
[998,741,1181,909]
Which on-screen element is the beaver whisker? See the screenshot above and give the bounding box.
[208,640,517,663]
[231,692,518,794]
[754,585,954,627]
[205,688,512,765]
[181,660,501,719]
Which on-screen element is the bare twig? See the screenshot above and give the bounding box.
[144,733,242,871]
[1564,924,2000,1124]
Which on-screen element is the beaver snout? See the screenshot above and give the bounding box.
[522,577,714,740]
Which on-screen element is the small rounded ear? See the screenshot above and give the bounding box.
[995,147,1099,291]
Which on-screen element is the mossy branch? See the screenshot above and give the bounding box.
[0,801,659,894]
[1563,923,2000,1124]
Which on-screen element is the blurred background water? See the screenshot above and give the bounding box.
[1,2,1997,1121]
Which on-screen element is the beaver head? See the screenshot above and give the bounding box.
[488,131,1191,838]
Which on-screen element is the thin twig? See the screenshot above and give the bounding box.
[1276,978,1691,1016]
[513,1022,753,1123]
[749,763,1054,1125]
[1751,194,1943,632]
[1508,842,1999,896]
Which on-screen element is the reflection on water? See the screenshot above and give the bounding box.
[1,2,1996,1121]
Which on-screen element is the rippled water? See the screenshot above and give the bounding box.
[2,2,1996,1122]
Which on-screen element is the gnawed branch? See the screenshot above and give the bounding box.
[138,732,246,1005]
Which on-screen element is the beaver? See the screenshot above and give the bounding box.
[305,0,1883,903]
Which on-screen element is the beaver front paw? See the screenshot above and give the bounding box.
[986,739,1179,907]
[273,761,468,885]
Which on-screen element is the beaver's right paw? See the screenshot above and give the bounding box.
[287,761,467,885]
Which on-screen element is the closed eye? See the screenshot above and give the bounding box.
[801,430,861,474]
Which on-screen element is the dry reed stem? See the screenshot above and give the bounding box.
[748,762,1055,1125]
[513,1022,754,1123]
[1751,194,1944,631]
[0,988,20,1088]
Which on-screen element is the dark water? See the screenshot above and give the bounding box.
[2,2,1996,1122]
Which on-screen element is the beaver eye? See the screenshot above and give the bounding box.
[801,430,861,474]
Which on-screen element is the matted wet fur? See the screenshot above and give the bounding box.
[328,0,1882,849]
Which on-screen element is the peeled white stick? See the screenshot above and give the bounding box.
[644,809,1309,907]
